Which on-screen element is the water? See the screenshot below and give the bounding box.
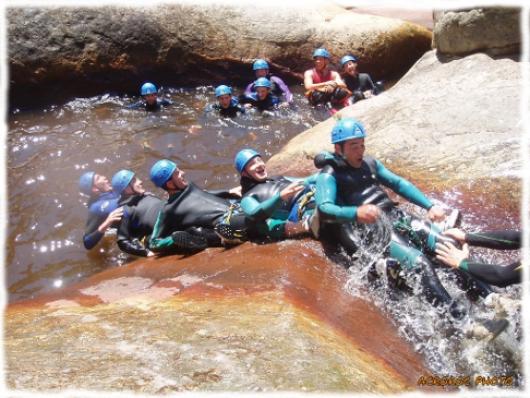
[6,85,325,303]
[6,85,522,386]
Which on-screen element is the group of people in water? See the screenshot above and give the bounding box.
[127,48,382,115]
[80,48,521,338]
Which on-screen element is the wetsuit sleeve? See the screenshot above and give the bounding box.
[244,83,254,96]
[360,74,377,93]
[160,98,173,106]
[126,101,144,110]
[241,193,282,221]
[83,213,106,250]
[375,160,433,210]
[465,230,521,250]
[303,173,319,185]
[116,209,149,257]
[272,76,293,103]
[148,210,207,253]
[205,189,240,200]
[315,170,357,222]
[459,260,521,287]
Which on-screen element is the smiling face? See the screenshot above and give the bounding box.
[313,56,328,71]
[243,156,267,182]
[169,167,188,190]
[93,173,112,193]
[256,86,269,101]
[343,60,358,76]
[124,176,145,196]
[335,138,365,168]
[218,94,232,109]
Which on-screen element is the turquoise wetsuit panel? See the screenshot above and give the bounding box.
[315,172,358,221]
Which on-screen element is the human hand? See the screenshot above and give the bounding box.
[356,204,380,224]
[443,228,467,243]
[427,205,445,222]
[435,242,469,268]
[363,90,373,98]
[98,207,123,232]
[228,185,242,197]
[280,181,304,201]
[278,101,289,109]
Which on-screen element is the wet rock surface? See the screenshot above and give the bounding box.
[267,49,522,199]
[8,3,431,107]
[433,7,521,56]
[5,241,427,393]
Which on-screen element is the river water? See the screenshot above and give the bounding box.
[6,86,522,388]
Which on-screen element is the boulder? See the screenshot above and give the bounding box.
[8,3,432,107]
[5,241,427,393]
[433,7,521,56]
[267,49,522,202]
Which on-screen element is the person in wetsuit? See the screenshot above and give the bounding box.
[127,82,172,112]
[111,169,164,257]
[79,171,122,250]
[313,118,491,318]
[234,148,316,239]
[148,159,248,255]
[239,77,285,112]
[207,85,245,118]
[245,59,293,105]
[436,229,521,287]
[304,48,351,111]
[340,55,381,104]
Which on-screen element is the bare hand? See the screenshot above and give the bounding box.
[443,228,466,243]
[98,207,124,232]
[427,205,445,222]
[147,250,155,257]
[228,185,242,197]
[435,242,469,268]
[356,204,380,224]
[363,90,373,98]
[280,182,304,201]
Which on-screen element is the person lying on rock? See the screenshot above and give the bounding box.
[127,82,172,112]
[79,171,122,250]
[436,228,521,287]
[111,169,164,257]
[339,55,382,104]
[313,117,493,319]
[234,148,317,240]
[245,59,293,105]
[148,159,249,255]
[304,48,351,113]
[206,85,245,118]
[238,77,287,112]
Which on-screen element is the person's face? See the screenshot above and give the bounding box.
[93,174,112,193]
[124,176,145,195]
[144,93,157,105]
[243,156,267,182]
[169,168,188,190]
[256,87,269,100]
[335,138,365,168]
[343,60,358,76]
[314,56,328,70]
[218,94,232,109]
[255,68,268,78]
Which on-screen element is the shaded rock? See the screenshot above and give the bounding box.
[267,49,522,200]
[6,241,427,393]
[8,3,432,107]
[433,7,521,56]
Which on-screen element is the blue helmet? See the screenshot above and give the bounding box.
[331,118,366,144]
[140,82,157,96]
[215,85,232,97]
[253,59,269,70]
[111,169,135,195]
[150,159,177,188]
[313,48,330,59]
[234,149,261,174]
[79,171,95,195]
[254,77,271,89]
[340,55,358,67]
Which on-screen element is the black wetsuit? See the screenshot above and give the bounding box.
[149,183,247,254]
[314,152,491,314]
[127,98,172,112]
[83,191,120,250]
[209,98,245,118]
[460,230,521,287]
[116,193,164,257]
[238,93,281,111]
[343,73,379,103]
